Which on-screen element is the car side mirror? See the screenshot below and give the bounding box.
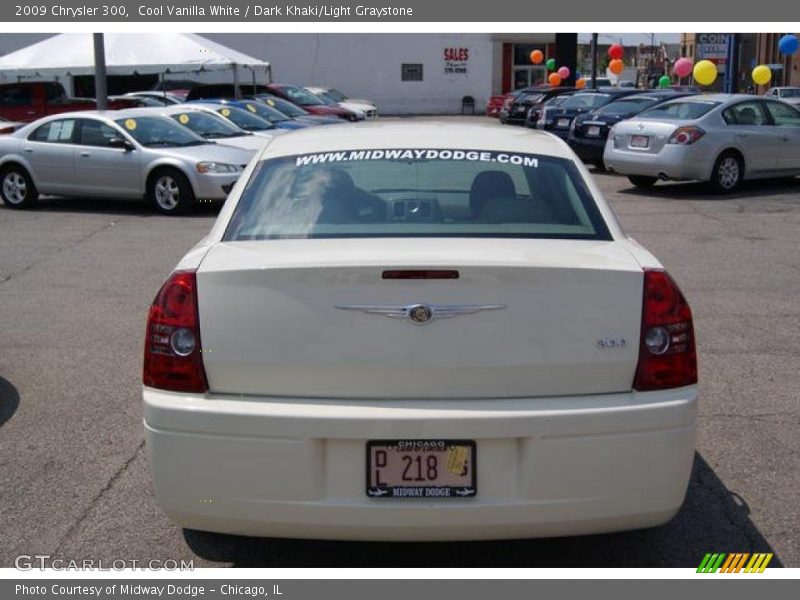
[109,138,135,151]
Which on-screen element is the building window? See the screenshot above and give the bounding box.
[401,63,423,82]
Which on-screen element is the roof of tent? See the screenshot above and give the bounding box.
[0,33,269,79]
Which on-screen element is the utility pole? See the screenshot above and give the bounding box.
[93,33,108,110]
[590,33,598,89]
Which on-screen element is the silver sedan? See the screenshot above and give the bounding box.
[604,94,800,192]
[0,109,255,214]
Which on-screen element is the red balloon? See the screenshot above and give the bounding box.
[608,43,624,61]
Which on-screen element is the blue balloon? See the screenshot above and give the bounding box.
[779,34,799,55]
[575,71,582,80]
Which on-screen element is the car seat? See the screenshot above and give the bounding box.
[469,171,516,218]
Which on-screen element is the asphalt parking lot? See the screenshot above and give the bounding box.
[1,118,798,568]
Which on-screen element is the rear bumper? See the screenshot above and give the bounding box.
[568,136,606,162]
[144,386,697,541]
[603,142,713,181]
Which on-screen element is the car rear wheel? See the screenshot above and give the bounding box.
[628,175,658,188]
[709,152,743,193]
[0,165,38,209]
[148,169,195,215]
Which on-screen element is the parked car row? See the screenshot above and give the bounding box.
[493,84,800,192]
[0,80,382,214]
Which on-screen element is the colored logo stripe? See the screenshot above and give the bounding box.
[697,552,773,573]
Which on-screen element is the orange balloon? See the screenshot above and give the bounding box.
[530,49,544,64]
[548,72,562,86]
[576,78,586,89]
[609,59,624,75]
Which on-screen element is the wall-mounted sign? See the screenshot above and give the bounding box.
[444,47,469,74]
[696,33,728,72]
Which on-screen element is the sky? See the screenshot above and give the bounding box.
[577,33,681,45]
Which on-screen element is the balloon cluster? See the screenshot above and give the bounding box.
[749,34,800,87]
[674,34,799,89]
[528,49,573,87]
[607,43,624,76]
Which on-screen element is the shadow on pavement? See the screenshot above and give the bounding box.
[0,196,222,218]
[184,453,782,568]
[0,376,20,428]
[613,176,800,202]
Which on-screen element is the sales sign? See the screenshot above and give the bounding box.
[444,47,469,74]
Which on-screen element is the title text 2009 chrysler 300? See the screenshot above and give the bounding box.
[143,122,697,541]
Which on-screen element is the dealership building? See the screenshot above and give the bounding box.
[0,33,577,114]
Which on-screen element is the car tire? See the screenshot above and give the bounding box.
[628,175,658,188]
[147,168,195,215]
[0,164,38,209]
[709,151,743,193]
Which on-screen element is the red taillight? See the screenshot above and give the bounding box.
[633,269,697,391]
[668,126,705,145]
[143,270,208,393]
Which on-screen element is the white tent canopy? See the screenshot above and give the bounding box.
[0,33,270,79]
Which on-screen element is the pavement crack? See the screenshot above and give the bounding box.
[53,439,145,554]
[0,220,119,286]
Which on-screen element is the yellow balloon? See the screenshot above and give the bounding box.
[752,65,772,86]
[693,60,717,86]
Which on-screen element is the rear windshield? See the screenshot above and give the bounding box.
[562,94,611,109]
[224,148,611,241]
[596,96,659,115]
[638,100,721,120]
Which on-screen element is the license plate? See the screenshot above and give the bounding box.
[557,118,571,128]
[630,135,649,149]
[366,440,476,499]
[587,125,601,137]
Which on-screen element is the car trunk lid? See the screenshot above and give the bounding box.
[612,119,682,154]
[196,238,644,398]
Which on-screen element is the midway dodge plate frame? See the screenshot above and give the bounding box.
[366,439,477,499]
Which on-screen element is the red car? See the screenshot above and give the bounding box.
[486,92,516,117]
[265,84,358,122]
[0,81,136,123]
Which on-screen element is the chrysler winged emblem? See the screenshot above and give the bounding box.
[335,302,506,325]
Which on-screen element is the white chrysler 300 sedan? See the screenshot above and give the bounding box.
[143,121,698,541]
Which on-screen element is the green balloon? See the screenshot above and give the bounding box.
[658,75,671,88]
[546,58,556,71]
